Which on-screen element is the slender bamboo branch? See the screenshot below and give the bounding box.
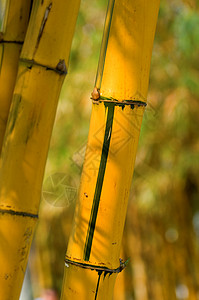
[0,0,32,153]
[61,0,160,299]
[0,0,80,299]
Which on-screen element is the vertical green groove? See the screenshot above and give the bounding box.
[95,0,115,89]
[84,0,116,265]
[94,271,102,300]
[84,104,115,261]
[0,44,4,73]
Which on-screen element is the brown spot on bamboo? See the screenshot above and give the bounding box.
[56,59,67,74]
[91,87,100,100]
[4,274,9,280]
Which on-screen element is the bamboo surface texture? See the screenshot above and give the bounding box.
[0,0,80,299]
[61,0,160,299]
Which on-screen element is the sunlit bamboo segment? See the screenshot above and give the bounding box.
[0,0,80,299]
[0,0,32,152]
[61,0,160,299]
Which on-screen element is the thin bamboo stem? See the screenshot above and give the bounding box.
[61,0,160,299]
[0,0,32,153]
[0,0,80,299]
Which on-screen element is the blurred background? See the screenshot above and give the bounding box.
[20,0,199,299]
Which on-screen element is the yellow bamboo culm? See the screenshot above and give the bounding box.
[0,0,32,152]
[61,1,160,299]
[0,0,80,299]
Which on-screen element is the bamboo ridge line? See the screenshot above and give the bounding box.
[0,208,38,218]
[20,58,68,75]
[83,103,115,261]
[65,258,128,274]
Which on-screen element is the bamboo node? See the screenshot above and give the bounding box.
[92,97,147,108]
[64,257,129,274]
[20,58,67,75]
[0,39,23,44]
[0,208,38,219]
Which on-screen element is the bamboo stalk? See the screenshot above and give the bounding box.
[0,0,80,299]
[61,0,160,299]
[0,0,32,152]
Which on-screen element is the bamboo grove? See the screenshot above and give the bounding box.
[0,0,160,299]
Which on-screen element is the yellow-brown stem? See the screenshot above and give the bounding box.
[61,0,160,299]
[0,0,80,298]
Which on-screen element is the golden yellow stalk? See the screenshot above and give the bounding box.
[0,0,32,152]
[0,0,80,299]
[61,0,160,299]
